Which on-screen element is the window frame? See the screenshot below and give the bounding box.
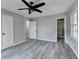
[70,8,78,40]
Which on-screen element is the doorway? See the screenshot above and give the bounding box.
[57,18,64,42]
[29,21,36,39]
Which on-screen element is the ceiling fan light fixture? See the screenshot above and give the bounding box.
[18,0,45,14]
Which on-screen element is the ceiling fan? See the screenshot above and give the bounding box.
[18,0,45,14]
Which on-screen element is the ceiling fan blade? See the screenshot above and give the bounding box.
[18,8,28,10]
[21,0,31,7]
[34,9,42,13]
[33,2,45,8]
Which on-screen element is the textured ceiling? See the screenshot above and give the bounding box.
[1,0,76,18]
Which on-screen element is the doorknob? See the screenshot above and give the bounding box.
[2,33,5,35]
[2,33,5,40]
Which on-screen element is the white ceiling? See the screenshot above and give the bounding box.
[1,0,76,18]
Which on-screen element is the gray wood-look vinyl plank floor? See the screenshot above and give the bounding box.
[1,39,77,59]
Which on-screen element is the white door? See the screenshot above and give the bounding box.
[29,21,36,39]
[1,14,13,50]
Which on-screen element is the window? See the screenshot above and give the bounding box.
[70,9,78,39]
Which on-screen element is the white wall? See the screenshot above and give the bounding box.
[65,0,78,57]
[1,9,29,45]
[36,14,66,42]
[13,15,26,43]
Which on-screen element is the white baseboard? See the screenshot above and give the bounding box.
[37,39,57,43]
[13,40,26,46]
